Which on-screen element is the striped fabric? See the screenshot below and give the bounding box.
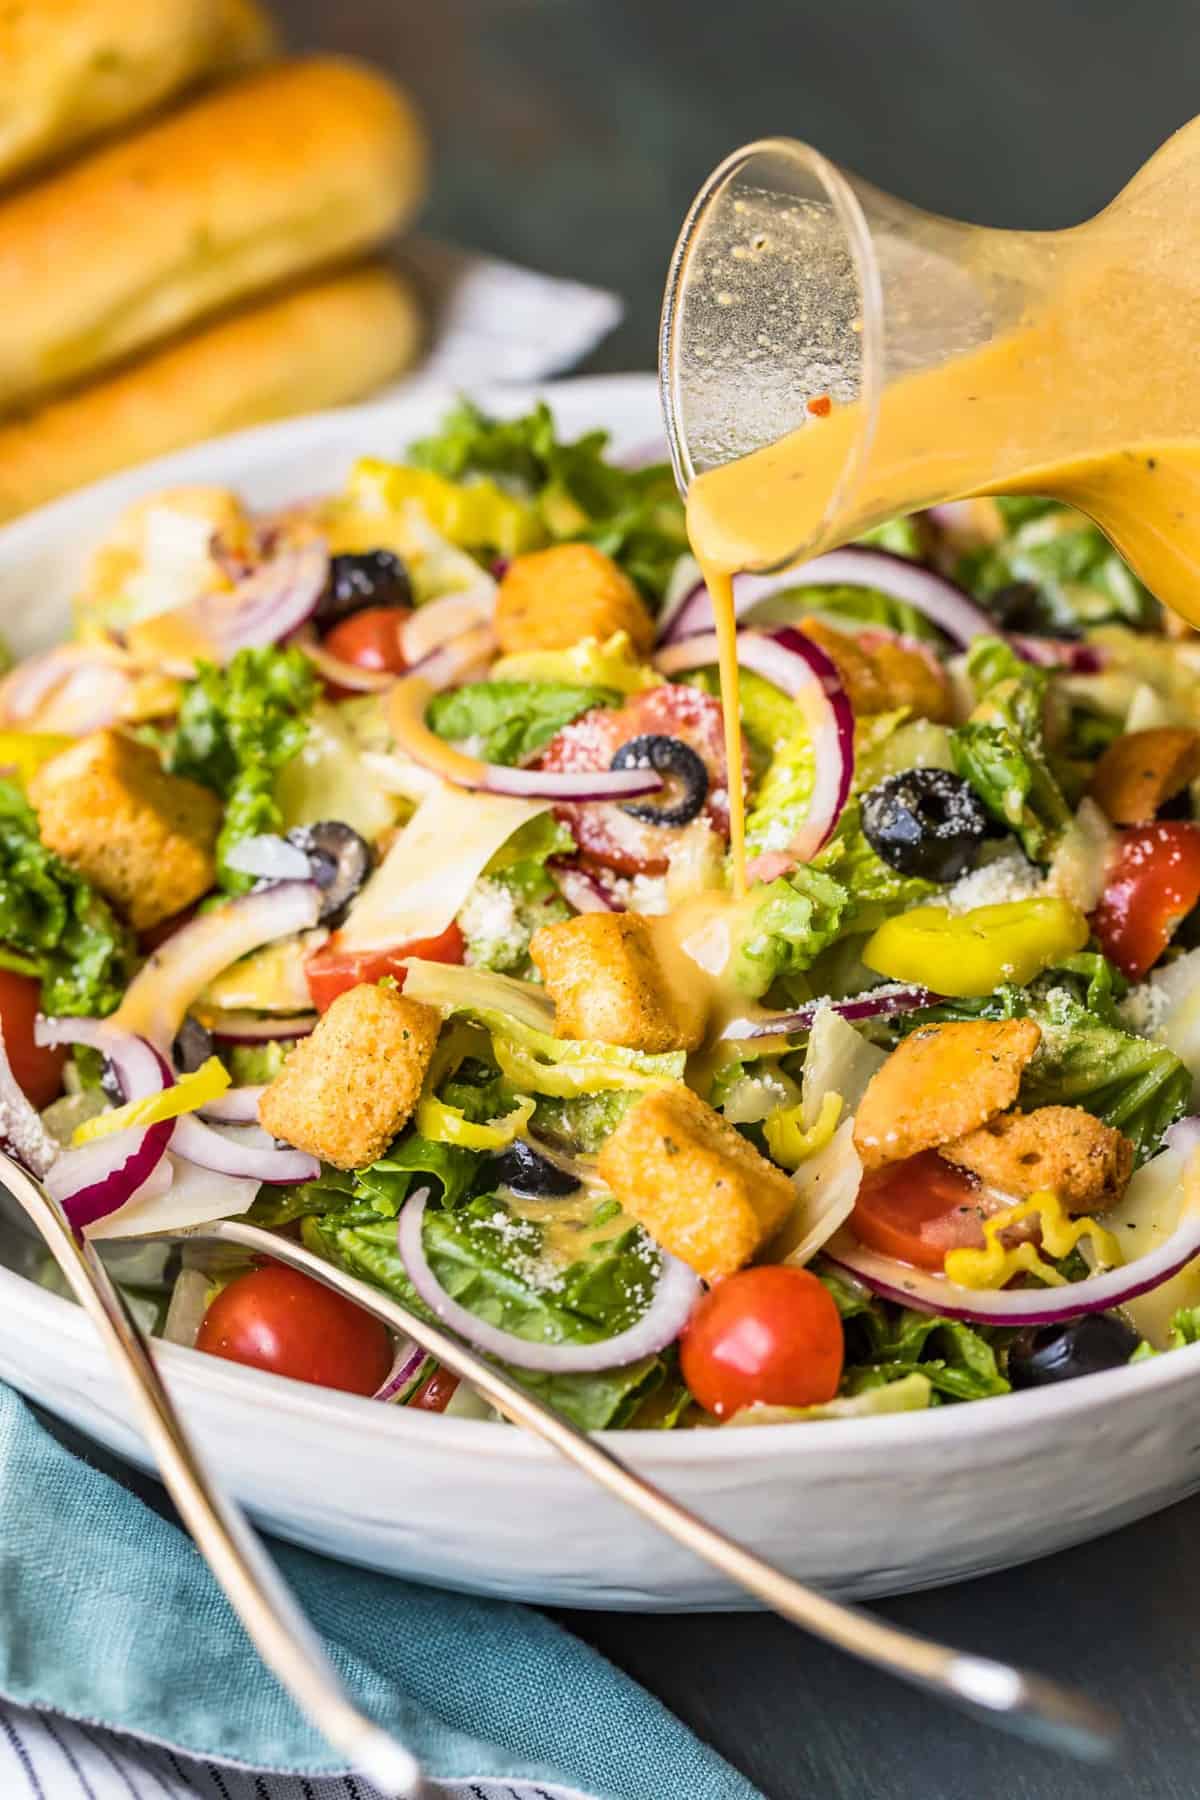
[0,1701,593,1800]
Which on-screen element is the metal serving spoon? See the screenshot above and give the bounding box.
[2,1148,1119,1768]
[0,1151,424,1798]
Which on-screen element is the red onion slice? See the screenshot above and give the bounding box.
[655,625,854,874]
[1008,635,1106,674]
[659,548,997,649]
[197,1084,266,1124]
[191,543,330,663]
[205,1011,317,1044]
[720,984,945,1042]
[397,1187,700,1371]
[45,1119,174,1233]
[402,587,497,667]
[825,1210,1200,1326]
[171,1114,317,1186]
[371,1339,428,1403]
[113,881,322,1050]
[34,1017,170,1103]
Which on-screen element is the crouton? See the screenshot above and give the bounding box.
[30,729,219,930]
[799,617,951,721]
[529,912,706,1053]
[258,983,439,1169]
[1088,727,1200,824]
[852,1018,1041,1171]
[596,1082,795,1283]
[495,544,654,656]
[941,1106,1133,1213]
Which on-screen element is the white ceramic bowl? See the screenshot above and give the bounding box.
[0,373,1197,1611]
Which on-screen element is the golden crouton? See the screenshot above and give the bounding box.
[1088,727,1200,824]
[941,1106,1133,1212]
[495,544,654,656]
[79,486,252,632]
[799,617,950,720]
[258,984,440,1169]
[529,912,706,1053]
[596,1082,794,1283]
[30,729,219,930]
[853,1018,1041,1171]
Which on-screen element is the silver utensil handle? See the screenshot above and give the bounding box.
[0,1158,422,1798]
[198,1217,1118,1762]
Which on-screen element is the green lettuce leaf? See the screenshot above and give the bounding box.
[960,497,1157,633]
[0,778,133,1014]
[427,680,619,766]
[305,1197,673,1430]
[408,401,688,602]
[949,636,1071,863]
[168,646,318,894]
[531,1087,638,1153]
[816,1262,1011,1402]
[732,865,852,1001]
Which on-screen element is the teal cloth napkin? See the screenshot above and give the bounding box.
[0,1382,761,1800]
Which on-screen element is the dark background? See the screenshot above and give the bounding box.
[272,4,1197,1795]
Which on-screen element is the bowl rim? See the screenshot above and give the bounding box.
[1,367,1195,1467]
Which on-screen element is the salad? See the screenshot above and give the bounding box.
[3,401,1200,1432]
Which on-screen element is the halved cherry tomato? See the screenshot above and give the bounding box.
[320,605,411,698]
[851,1151,990,1271]
[408,1366,460,1412]
[195,1264,393,1396]
[537,683,745,874]
[679,1265,844,1419]
[304,921,465,1012]
[1091,821,1200,980]
[0,967,65,1107]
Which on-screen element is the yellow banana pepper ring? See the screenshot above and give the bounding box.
[944,1188,1122,1289]
[347,461,546,559]
[416,1092,535,1151]
[764,1091,844,1172]
[863,897,1089,999]
[73,1056,231,1144]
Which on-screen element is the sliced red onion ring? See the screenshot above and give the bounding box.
[825,1212,1200,1326]
[720,984,945,1042]
[550,864,625,914]
[114,880,322,1049]
[35,1017,170,1102]
[294,627,396,694]
[0,1021,57,1177]
[1008,635,1106,674]
[0,645,134,733]
[171,1114,317,1185]
[655,626,854,873]
[371,1339,428,1403]
[660,548,997,649]
[223,834,312,883]
[387,653,665,803]
[45,1119,174,1233]
[397,1187,700,1371]
[403,587,497,667]
[205,1011,317,1044]
[190,543,329,662]
[198,1084,266,1123]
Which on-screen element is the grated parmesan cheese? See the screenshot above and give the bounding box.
[944,847,1045,914]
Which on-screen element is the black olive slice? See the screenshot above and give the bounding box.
[487,1138,582,1198]
[285,821,373,924]
[314,550,413,628]
[861,768,990,884]
[1008,1313,1140,1388]
[612,733,709,828]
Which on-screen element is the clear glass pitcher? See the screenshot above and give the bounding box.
[660,127,1200,620]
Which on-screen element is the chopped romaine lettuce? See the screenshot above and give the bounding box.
[531,1086,638,1153]
[0,778,133,1014]
[225,1039,292,1086]
[950,636,1071,863]
[427,680,619,766]
[960,497,1158,633]
[408,401,688,603]
[168,646,318,894]
[817,1262,1011,1401]
[732,866,852,1001]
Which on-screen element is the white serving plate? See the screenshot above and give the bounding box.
[0,372,1197,1611]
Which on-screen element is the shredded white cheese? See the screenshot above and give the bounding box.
[944,847,1045,913]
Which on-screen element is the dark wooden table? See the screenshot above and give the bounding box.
[276,4,1199,1792]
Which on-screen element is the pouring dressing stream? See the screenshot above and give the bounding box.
[664,121,1200,895]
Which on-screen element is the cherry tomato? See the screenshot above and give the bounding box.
[305,921,465,1012]
[195,1264,393,1396]
[1091,821,1200,979]
[0,968,65,1107]
[538,684,745,874]
[408,1366,460,1412]
[851,1152,989,1271]
[679,1265,844,1419]
[320,605,411,698]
